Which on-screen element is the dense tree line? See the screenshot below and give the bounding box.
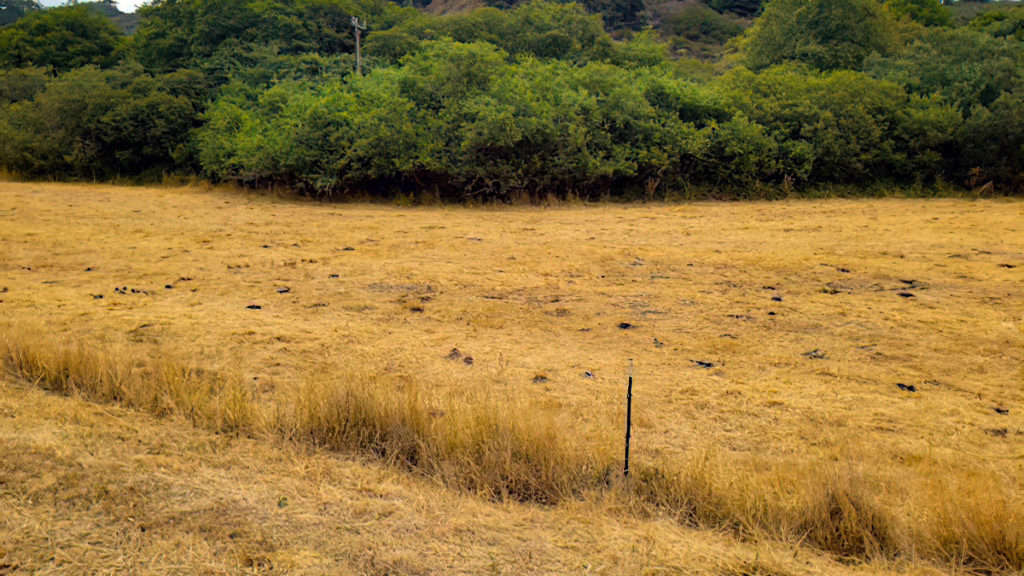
[0,0,1021,197]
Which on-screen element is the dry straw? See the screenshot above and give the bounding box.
[2,326,1020,573]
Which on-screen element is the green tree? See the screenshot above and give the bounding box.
[366,2,663,66]
[0,5,123,71]
[502,1,610,61]
[664,4,744,44]
[969,7,1024,41]
[0,66,48,104]
[719,64,957,183]
[884,0,950,27]
[866,26,1021,113]
[0,65,203,179]
[131,0,413,72]
[742,0,897,71]
[959,85,1024,192]
[866,25,1023,189]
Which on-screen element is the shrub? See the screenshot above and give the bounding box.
[0,65,203,180]
[741,0,897,71]
[717,64,958,184]
[663,4,745,45]
[0,5,123,71]
[885,0,951,27]
[0,67,49,105]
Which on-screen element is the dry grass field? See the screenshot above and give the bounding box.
[1,182,1021,575]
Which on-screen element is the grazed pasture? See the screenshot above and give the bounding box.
[1,182,1021,574]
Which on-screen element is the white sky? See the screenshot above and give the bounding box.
[35,0,1024,18]
[39,0,149,14]
[117,0,147,11]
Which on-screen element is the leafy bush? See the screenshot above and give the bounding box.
[884,0,951,27]
[0,5,123,71]
[198,39,716,198]
[0,0,1021,194]
[866,26,1021,113]
[197,27,1018,197]
[969,6,1024,41]
[719,65,959,184]
[0,65,204,179]
[0,67,49,105]
[663,4,745,44]
[742,0,897,71]
[863,25,1023,191]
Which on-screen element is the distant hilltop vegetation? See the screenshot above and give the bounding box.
[1,0,139,32]
[0,0,1021,199]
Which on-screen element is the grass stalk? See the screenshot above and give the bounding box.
[2,326,1020,573]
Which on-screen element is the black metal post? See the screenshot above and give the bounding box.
[624,359,633,478]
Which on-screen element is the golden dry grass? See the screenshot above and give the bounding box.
[2,376,935,576]
[1,181,1022,574]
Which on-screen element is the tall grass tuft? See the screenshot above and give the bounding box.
[1,327,254,434]
[2,327,1021,573]
[290,375,431,468]
[920,474,1024,573]
[795,468,900,559]
[627,456,900,560]
[289,374,615,503]
[3,329,137,403]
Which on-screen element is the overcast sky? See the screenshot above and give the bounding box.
[39,0,149,13]
[35,0,1024,17]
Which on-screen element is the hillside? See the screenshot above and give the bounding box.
[0,0,139,31]
[81,0,141,33]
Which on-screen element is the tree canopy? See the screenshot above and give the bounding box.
[0,0,1021,195]
[885,0,951,27]
[0,5,123,70]
[743,0,897,71]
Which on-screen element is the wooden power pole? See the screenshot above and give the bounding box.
[351,16,366,75]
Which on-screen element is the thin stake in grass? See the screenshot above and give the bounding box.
[624,358,634,478]
[4,328,1022,572]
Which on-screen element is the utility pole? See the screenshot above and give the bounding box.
[351,16,366,76]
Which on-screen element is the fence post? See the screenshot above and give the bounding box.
[624,358,634,478]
